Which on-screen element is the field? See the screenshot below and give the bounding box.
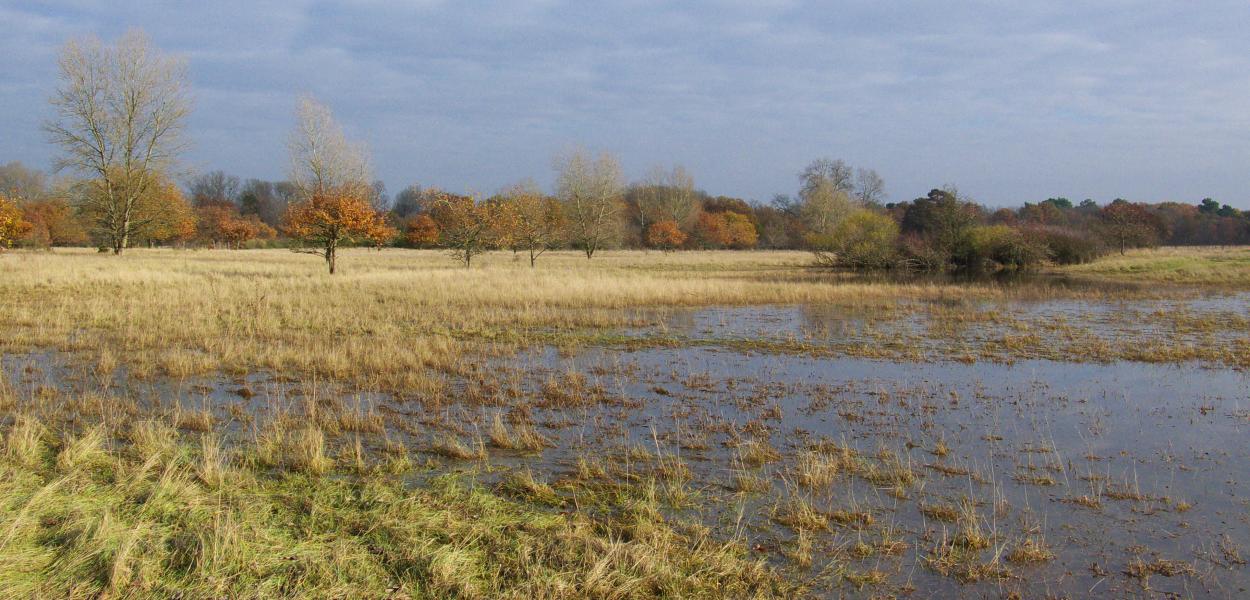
[1,247,1249,598]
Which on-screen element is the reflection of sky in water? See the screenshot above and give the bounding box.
[637,292,1250,354]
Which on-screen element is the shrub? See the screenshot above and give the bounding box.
[898,233,950,272]
[961,225,1048,270]
[1027,226,1105,265]
[811,209,899,269]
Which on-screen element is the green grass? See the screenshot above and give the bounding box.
[1059,246,1250,286]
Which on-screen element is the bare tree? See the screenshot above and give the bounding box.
[369,180,390,212]
[189,170,240,206]
[635,165,698,234]
[0,162,49,202]
[288,96,371,198]
[555,148,624,259]
[44,30,191,254]
[799,158,853,201]
[854,168,886,206]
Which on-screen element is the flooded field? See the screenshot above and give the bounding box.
[6,288,1248,598]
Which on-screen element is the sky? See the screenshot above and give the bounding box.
[3,1,1250,207]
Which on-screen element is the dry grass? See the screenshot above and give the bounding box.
[0,248,1035,390]
[3,247,1246,383]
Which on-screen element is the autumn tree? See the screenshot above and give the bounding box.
[798,158,858,243]
[403,214,440,247]
[284,190,380,273]
[362,218,399,250]
[721,212,759,249]
[555,148,624,259]
[897,188,982,265]
[283,97,385,273]
[691,211,758,249]
[1101,200,1165,254]
[430,193,492,267]
[0,195,32,250]
[125,176,197,246]
[197,203,274,248]
[646,220,687,252]
[44,30,190,254]
[495,180,564,266]
[19,197,88,248]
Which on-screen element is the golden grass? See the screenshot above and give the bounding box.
[3,247,1246,384]
[0,248,1022,389]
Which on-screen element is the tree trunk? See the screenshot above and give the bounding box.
[530,248,537,268]
[326,242,337,274]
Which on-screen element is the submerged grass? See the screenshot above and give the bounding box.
[0,407,792,598]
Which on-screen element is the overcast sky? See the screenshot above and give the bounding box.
[3,1,1250,207]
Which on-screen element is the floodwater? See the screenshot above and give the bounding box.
[4,294,1250,598]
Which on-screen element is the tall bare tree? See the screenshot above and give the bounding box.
[799,158,853,201]
[555,148,624,259]
[854,168,886,206]
[288,96,371,199]
[44,30,190,254]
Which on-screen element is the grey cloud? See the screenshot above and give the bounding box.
[2,0,1250,205]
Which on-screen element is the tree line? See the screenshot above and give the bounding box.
[2,30,1249,274]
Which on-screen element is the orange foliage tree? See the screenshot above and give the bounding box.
[403,214,440,248]
[691,211,757,249]
[645,220,686,252]
[284,187,386,274]
[721,211,759,249]
[362,217,399,250]
[0,194,32,250]
[18,198,86,248]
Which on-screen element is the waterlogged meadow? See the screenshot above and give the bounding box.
[1,248,1249,598]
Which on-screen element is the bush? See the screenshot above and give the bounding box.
[961,225,1048,270]
[811,210,899,269]
[898,234,949,271]
[1027,226,1105,265]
